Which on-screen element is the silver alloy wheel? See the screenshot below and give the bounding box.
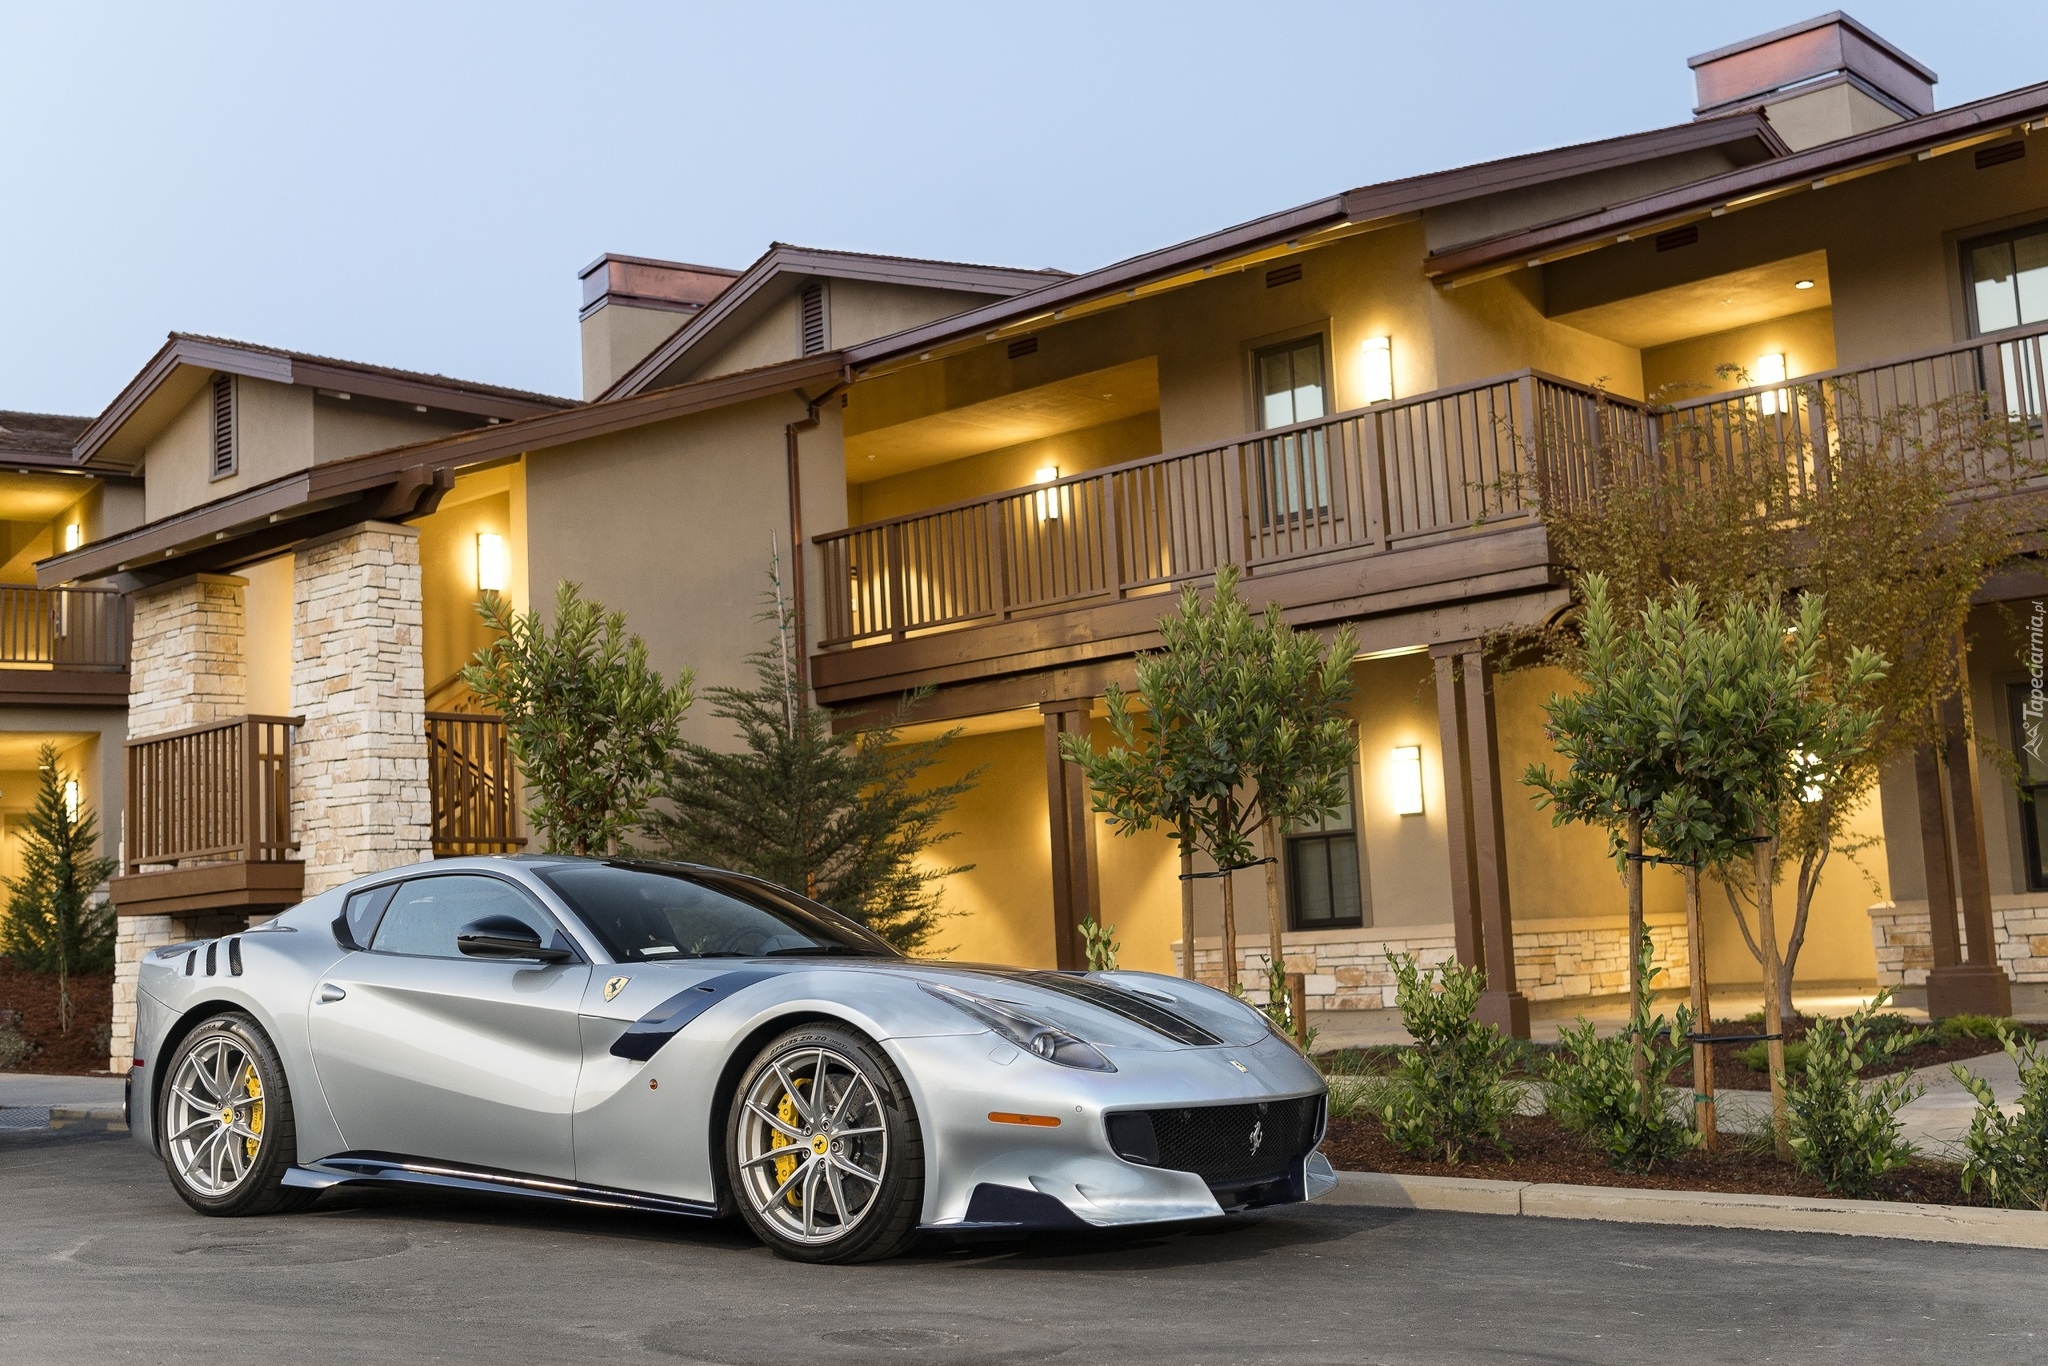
[735,1046,888,1246]
[165,1033,266,1198]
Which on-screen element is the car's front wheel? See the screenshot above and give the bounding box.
[726,1025,923,1263]
[159,1011,311,1216]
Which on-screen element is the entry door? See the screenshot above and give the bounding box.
[309,873,590,1179]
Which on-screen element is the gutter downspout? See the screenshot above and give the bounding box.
[785,369,852,700]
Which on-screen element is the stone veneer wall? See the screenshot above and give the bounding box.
[1185,916,1689,1011]
[112,574,251,1072]
[1867,898,2048,985]
[290,523,432,897]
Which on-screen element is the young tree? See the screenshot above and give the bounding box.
[463,581,694,857]
[0,745,117,1033]
[1061,565,1355,995]
[641,560,978,954]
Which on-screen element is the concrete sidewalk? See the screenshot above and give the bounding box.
[0,1072,125,1132]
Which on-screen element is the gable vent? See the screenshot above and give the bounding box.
[1976,140,2026,171]
[209,373,237,478]
[1006,335,1039,360]
[1654,225,1699,252]
[1265,261,1303,288]
[799,281,827,356]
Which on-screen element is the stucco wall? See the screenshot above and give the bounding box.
[242,553,294,716]
[850,411,1161,524]
[1641,306,1839,399]
[413,468,514,697]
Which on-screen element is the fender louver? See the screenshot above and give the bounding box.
[209,373,236,478]
[799,282,827,356]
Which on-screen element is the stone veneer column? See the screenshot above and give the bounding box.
[111,573,250,1072]
[290,523,432,897]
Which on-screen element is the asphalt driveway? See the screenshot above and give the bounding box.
[3,1129,2043,1366]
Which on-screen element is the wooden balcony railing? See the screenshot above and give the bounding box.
[426,711,525,857]
[816,322,2048,648]
[124,715,299,875]
[0,585,128,670]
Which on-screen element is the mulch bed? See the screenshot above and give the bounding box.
[1322,1111,1974,1205]
[0,958,114,1075]
[1679,1018,2033,1092]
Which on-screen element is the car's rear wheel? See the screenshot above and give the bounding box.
[160,1012,311,1216]
[726,1025,923,1263]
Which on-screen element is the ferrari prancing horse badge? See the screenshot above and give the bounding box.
[605,976,630,1002]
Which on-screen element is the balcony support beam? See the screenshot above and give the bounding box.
[1041,699,1100,971]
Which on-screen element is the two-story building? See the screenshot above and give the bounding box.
[36,13,2048,1072]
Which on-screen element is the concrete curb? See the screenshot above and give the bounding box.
[48,1107,127,1134]
[1324,1170,2048,1250]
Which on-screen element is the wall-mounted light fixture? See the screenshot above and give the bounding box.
[1389,744,1424,816]
[1361,336,1394,405]
[62,523,82,553]
[476,532,509,594]
[1034,465,1061,520]
[63,779,79,823]
[1755,351,1788,415]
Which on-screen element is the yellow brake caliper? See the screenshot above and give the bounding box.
[244,1065,264,1160]
[772,1079,807,1207]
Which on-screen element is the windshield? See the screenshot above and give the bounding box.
[536,861,899,963]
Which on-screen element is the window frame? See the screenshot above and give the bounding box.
[2007,683,2048,893]
[362,871,586,963]
[1960,219,2048,338]
[1284,761,1367,932]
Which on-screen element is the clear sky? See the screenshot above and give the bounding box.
[4,1,2045,415]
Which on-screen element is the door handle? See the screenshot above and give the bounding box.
[318,983,346,1003]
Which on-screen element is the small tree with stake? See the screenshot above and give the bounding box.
[1061,565,1354,1003]
[0,745,117,1033]
[641,557,979,954]
[463,581,695,857]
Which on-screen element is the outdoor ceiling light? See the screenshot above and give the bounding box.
[1361,336,1394,405]
[1389,745,1424,816]
[1034,465,1061,521]
[476,532,509,594]
[1755,352,1788,416]
[1794,278,1816,290]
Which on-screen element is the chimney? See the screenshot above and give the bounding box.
[578,254,741,399]
[1689,12,1936,151]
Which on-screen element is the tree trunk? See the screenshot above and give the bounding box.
[1262,822,1286,1007]
[1180,850,1196,980]
[1626,816,1648,1116]
[1685,864,1717,1150]
[1782,838,1829,1023]
[1220,870,1240,994]
[1755,836,1792,1162]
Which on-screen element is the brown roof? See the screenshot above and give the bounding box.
[0,410,95,465]
[1425,81,2048,282]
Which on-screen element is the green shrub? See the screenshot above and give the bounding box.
[1317,1054,1392,1122]
[1376,954,1517,1164]
[1544,949,1699,1172]
[1077,918,1119,972]
[0,1019,31,1071]
[1738,1039,1811,1074]
[1955,1037,2048,1211]
[1936,1014,2017,1045]
[1784,992,1926,1196]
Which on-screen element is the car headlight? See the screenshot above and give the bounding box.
[920,982,1116,1072]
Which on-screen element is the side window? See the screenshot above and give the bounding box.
[2009,684,2048,892]
[1287,767,1365,931]
[368,875,567,959]
[1965,223,2048,335]
[1255,336,1327,430]
[339,883,399,949]
[1251,336,1332,526]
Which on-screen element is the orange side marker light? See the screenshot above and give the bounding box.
[988,1111,1061,1127]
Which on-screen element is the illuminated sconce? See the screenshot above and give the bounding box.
[1755,351,1788,415]
[1360,336,1394,405]
[62,523,82,552]
[475,532,509,594]
[1389,744,1424,816]
[63,780,79,823]
[1034,465,1061,520]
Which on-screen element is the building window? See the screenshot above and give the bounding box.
[1255,336,1326,428]
[1287,766,1364,930]
[1964,222,2048,335]
[209,372,237,479]
[2009,684,2048,892]
[1252,336,1330,525]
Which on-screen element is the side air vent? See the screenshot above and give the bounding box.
[204,941,218,976]
[1264,262,1303,288]
[799,282,827,356]
[228,937,243,976]
[1655,225,1699,252]
[209,373,237,478]
[1006,335,1039,360]
[1976,141,2026,171]
[185,949,197,976]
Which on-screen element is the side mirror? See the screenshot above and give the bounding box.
[457,915,572,963]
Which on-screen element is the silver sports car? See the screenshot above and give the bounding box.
[129,856,1335,1262]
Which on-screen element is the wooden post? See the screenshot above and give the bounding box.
[1933,677,2015,1017]
[1462,644,1529,1039]
[1431,648,1484,973]
[1685,865,1717,1150]
[1041,700,1099,971]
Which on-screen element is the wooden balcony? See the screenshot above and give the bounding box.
[811,323,2048,706]
[426,711,525,857]
[110,715,305,917]
[0,585,130,707]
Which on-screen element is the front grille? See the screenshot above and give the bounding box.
[1108,1095,1323,1188]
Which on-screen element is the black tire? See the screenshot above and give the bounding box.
[725,1024,924,1264]
[158,1011,314,1217]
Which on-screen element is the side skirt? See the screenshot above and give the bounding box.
[284,1152,719,1219]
